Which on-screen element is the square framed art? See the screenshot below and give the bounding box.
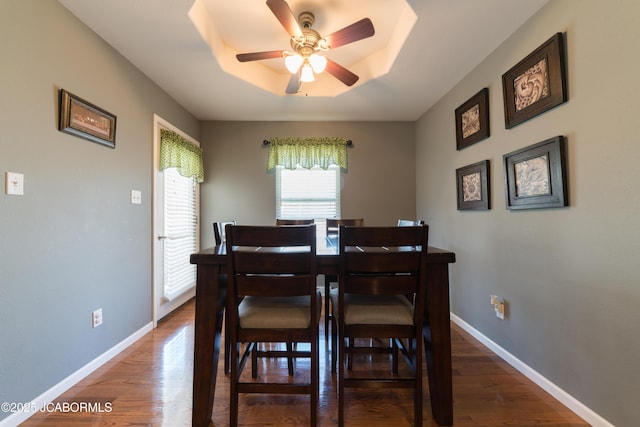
[502,33,567,129]
[503,136,568,209]
[455,88,490,150]
[456,160,490,210]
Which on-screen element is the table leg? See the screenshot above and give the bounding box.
[423,263,453,426]
[192,264,225,427]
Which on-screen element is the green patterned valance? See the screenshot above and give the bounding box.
[266,137,348,170]
[160,129,204,183]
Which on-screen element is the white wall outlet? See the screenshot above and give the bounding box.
[5,172,24,195]
[490,295,506,320]
[495,302,505,320]
[131,190,142,204]
[92,308,103,328]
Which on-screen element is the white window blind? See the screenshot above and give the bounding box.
[276,165,340,221]
[163,167,197,301]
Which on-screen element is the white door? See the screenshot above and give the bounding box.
[152,115,199,324]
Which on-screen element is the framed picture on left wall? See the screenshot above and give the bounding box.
[58,89,117,148]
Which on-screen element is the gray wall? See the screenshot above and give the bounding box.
[416,1,640,426]
[0,1,198,419]
[199,121,416,248]
[2,0,637,425]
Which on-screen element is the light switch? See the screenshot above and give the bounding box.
[131,190,142,204]
[5,172,24,195]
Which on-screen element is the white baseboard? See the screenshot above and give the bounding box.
[450,313,614,427]
[0,322,153,427]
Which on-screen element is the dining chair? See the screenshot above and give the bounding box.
[397,219,425,226]
[225,224,320,427]
[275,218,315,373]
[213,220,237,245]
[213,220,237,374]
[325,218,364,341]
[332,224,428,427]
[276,218,315,225]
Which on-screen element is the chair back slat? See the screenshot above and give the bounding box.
[345,274,418,296]
[228,223,314,246]
[341,225,424,247]
[326,218,363,235]
[344,251,422,274]
[232,251,311,275]
[236,275,314,297]
[397,219,424,226]
[276,218,314,225]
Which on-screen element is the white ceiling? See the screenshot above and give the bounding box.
[57,0,549,122]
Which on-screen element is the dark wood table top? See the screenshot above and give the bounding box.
[191,236,455,265]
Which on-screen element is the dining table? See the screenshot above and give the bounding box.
[189,232,456,426]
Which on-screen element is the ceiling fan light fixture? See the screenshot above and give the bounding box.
[300,63,315,82]
[285,54,303,73]
[309,53,327,73]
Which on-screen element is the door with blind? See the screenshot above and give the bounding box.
[153,115,200,323]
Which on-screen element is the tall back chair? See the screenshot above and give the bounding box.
[213,220,237,245]
[333,225,428,426]
[225,224,320,426]
[324,218,364,340]
[213,220,237,374]
[276,218,315,225]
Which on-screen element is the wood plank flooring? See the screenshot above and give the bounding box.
[21,299,589,426]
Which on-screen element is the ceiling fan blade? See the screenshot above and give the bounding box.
[285,70,301,94]
[266,0,303,38]
[236,50,284,62]
[325,59,359,86]
[324,18,375,49]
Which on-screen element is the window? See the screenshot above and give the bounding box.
[276,165,340,223]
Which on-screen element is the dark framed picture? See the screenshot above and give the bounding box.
[455,88,490,150]
[456,160,490,210]
[503,136,567,210]
[58,89,117,148]
[502,33,567,129]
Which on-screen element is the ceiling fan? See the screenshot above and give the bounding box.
[236,0,375,94]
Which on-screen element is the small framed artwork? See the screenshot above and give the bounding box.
[502,33,567,129]
[455,88,490,150]
[58,89,117,148]
[503,136,567,210]
[456,160,490,210]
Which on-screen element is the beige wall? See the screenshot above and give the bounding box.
[416,1,640,425]
[199,121,416,248]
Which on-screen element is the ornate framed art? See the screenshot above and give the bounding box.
[456,160,490,210]
[503,136,568,210]
[502,33,567,129]
[455,88,490,150]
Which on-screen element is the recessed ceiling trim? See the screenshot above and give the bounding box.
[188,0,416,97]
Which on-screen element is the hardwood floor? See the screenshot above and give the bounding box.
[22,299,588,426]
